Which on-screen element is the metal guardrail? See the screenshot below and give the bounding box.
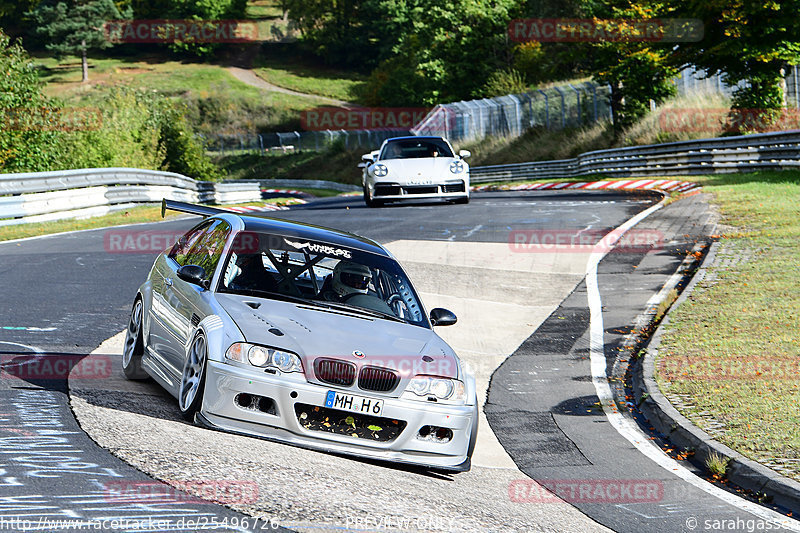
[0,169,356,226]
[470,130,800,183]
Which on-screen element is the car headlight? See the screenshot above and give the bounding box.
[372,163,389,177]
[404,376,465,402]
[225,342,303,373]
[449,161,465,174]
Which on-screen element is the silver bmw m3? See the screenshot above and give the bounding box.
[122,200,478,471]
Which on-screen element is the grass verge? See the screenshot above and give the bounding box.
[654,170,800,481]
[0,197,313,242]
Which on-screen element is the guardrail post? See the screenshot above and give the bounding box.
[293,131,301,151]
[553,86,566,129]
[258,134,264,154]
[568,84,581,126]
[537,89,549,129]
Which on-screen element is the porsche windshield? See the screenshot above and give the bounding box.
[380,139,454,160]
[218,231,428,327]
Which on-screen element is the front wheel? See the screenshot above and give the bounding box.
[178,332,208,421]
[122,298,148,380]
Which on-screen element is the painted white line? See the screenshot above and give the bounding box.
[0,341,44,353]
[0,327,57,332]
[585,201,799,530]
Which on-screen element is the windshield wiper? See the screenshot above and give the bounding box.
[316,301,405,323]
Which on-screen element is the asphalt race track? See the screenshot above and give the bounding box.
[0,191,796,532]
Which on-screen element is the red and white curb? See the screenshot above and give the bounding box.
[225,204,290,213]
[261,188,308,196]
[472,179,700,193]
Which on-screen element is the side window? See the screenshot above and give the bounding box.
[183,220,231,277]
[169,221,211,266]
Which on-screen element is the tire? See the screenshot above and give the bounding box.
[452,195,470,205]
[178,331,208,421]
[122,298,148,380]
[364,185,384,208]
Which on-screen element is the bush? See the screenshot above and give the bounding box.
[480,69,528,98]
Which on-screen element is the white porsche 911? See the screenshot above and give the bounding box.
[360,136,471,207]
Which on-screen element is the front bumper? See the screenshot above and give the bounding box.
[200,360,476,471]
[371,180,468,201]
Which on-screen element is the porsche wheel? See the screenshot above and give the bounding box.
[179,332,207,421]
[122,298,148,380]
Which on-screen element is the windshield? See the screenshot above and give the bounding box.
[380,138,454,160]
[217,231,428,327]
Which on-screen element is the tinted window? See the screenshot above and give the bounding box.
[218,231,428,327]
[181,220,231,277]
[169,220,211,266]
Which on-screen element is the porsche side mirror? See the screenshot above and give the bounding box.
[177,265,210,290]
[361,153,374,161]
[458,150,471,159]
[430,308,457,326]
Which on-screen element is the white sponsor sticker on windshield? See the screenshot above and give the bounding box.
[284,238,352,259]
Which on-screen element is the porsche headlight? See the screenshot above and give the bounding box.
[225,343,303,373]
[372,163,389,177]
[449,161,465,174]
[404,376,465,402]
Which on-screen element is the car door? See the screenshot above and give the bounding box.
[161,219,231,373]
[148,220,211,375]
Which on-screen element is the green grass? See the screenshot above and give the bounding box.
[654,170,800,481]
[216,148,364,185]
[247,0,284,19]
[0,205,180,242]
[0,198,306,242]
[253,55,366,102]
[33,53,334,134]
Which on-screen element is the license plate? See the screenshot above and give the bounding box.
[408,179,432,185]
[325,391,383,416]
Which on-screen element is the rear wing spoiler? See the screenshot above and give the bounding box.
[161,199,235,219]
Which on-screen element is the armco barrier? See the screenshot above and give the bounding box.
[470,130,800,183]
[0,169,355,226]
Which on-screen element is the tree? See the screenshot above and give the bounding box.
[285,0,412,69]
[0,30,64,172]
[29,0,127,83]
[667,0,800,131]
[362,0,517,105]
[587,2,677,136]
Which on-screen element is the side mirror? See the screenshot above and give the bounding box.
[430,308,457,327]
[361,153,374,162]
[458,150,471,159]
[177,265,210,290]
